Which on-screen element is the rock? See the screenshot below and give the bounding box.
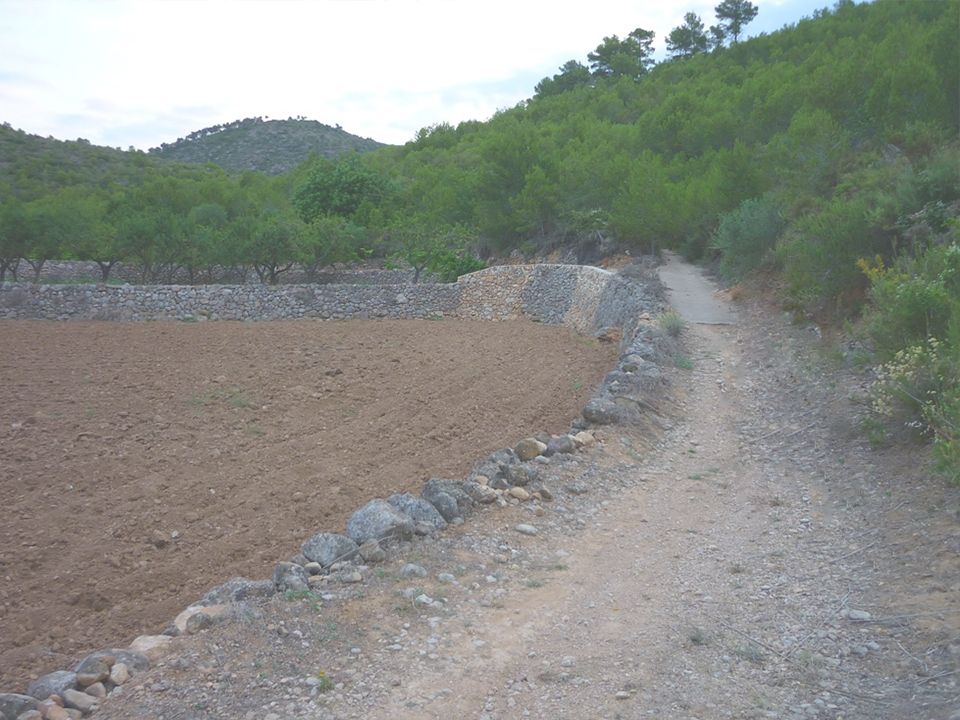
[61,689,97,714]
[437,573,456,584]
[16,710,42,720]
[565,482,589,495]
[515,524,538,536]
[74,657,110,688]
[109,663,130,686]
[462,480,497,505]
[515,438,546,462]
[620,354,645,373]
[27,671,76,701]
[572,431,596,448]
[846,609,872,622]
[82,683,106,699]
[304,561,323,575]
[536,485,554,501]
[508,487,530,501]
[596,326,623,344]
[504,464,538,487]
[175,604,232,634]
[79,649,149,673]
[128,635,173,661]
[582,398,623,425]
[358,539,387,564]
[273,562,310,593]
[421,479,473,522]
[346,499,414,545]
[387,493,448,530]
[0,695,38,720]
[300,532,359,567]
[199,577,275,605]
[488,448,519,466]
[400,563,428,578]
[545,435,577,456]
[614,690,631,700]
[185,611,215,635]
[338,570,363,584]
[42,705,74,720]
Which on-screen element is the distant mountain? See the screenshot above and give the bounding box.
[149,117,387,174]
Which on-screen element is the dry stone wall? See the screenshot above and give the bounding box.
[0,264,661,339]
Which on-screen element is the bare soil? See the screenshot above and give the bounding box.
[0,319,616,690]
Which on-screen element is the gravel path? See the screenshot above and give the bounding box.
[89,261,959,720]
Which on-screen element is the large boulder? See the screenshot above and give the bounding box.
[27,671,77,700]
[387,493,447,530]
[300,532,359,567]
[346,499,414,545]
[421,479,474,522]
[582,397,625,425]
[0,694,38,719]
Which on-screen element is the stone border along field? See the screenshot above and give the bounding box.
[0,263,670,720]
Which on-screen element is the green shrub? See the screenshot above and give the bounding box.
[861,243,960,357]
[657,310,686,337]
[713,196,786,282]
[428,249,486,282]
[778,196,888,315]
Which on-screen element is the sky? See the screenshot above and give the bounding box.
[0,0,830,150]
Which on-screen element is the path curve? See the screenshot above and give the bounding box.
[657,251,737,325]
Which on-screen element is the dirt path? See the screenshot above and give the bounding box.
[93,261,959,720]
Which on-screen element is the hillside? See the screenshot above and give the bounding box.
[149,117,386,174]
[0,123,164,199]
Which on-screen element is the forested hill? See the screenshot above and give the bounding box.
[149,117,386,174]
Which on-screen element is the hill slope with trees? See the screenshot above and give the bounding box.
[148,117,386,174]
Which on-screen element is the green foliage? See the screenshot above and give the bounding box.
[714,0,759,44]
[535,60,592,98]
[588,28,656,79]
[293,155,390,223]
[386,219,483,283]
[149,117,384,175]
[713,196,786,282]
[862,236,960,483]
[666,13,709,59]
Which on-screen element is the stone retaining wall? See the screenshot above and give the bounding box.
[12,260,419,286]
[0,264,661,339]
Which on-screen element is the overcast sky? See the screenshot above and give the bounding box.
[1,0,828,150]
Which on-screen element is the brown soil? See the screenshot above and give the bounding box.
[0,318,615,690]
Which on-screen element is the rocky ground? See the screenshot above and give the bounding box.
[4,260,959,719]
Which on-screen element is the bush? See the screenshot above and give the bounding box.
[863,240,960,484]
[428,250,486,283]
[778,196,888,315]
[860,242,960,357]
[713,196,786,282]
[657,310,686,337]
